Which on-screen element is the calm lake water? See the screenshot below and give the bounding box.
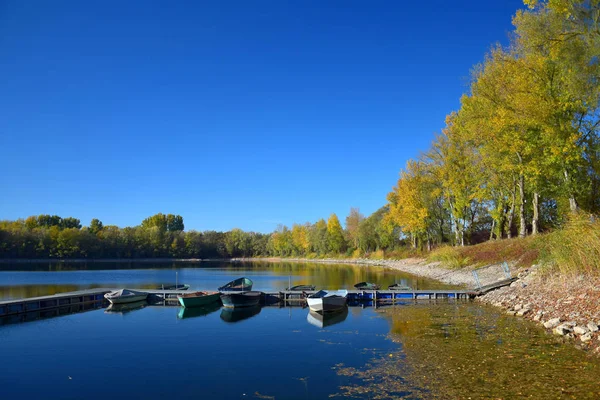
[1,261,600,399]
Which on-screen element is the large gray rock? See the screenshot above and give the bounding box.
[573,326,589,336]
[587,322,599,332]
[516,308,530,317]
[581,333,593,343]
[544,318,562,329]
[554,324,572,336]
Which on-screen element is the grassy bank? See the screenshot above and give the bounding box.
[427,214,600,276]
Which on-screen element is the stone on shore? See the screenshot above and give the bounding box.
[544,318,562,329]
[554,324,572,336]
[573,326,589,336]
[581,333,593,343]
[588,322,599,332]
[516,308,530,317]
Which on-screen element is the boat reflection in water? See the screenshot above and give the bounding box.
[104,300,147,315]
[177,302,221,319]
[220,305,261,323]
[306,307,348,328]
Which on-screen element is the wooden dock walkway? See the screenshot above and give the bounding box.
[0,287,477,318]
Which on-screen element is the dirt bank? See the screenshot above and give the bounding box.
[235,257,514,288]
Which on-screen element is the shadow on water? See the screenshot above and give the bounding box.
[177,302,222,319]
[0,301,105,326]
[306,307,348,329]
[104,300,148,315]
[220,305,261,323]
[0,260,457,301]
[335,301,600,399]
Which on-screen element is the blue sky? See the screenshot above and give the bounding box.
[0,0,525,232]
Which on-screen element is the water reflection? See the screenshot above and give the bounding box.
[306,307,348,328]
[220,305,261,323]
[0,302,104,326]
[104,300,148,315]
[0,261,455,300]
[177,302,222,319]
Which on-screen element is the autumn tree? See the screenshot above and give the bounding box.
[327,213,346,254]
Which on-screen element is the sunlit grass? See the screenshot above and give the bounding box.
[538,213,600,276]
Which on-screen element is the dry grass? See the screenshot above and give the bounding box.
[538,214,600,276]
[428,236,540,269]
[428,213,600,276]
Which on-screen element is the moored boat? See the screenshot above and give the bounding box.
[286,284,316,291]
[388,283,412,291]
[218,277,253,292]
[104,289,148,305]
[354,282,380,290]
[178,291,221,308]
[157,284,190,291]
[220,291,262,308]
[306,290,348,313]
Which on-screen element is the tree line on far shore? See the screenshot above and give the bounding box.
[0,210,398,260]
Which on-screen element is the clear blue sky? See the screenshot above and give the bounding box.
[0,0,525,233]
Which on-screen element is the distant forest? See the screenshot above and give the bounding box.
[0,210,397,259]
[2,1,600,261]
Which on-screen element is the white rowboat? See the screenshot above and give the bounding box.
[306,290,348,313]
[104,289,148,304]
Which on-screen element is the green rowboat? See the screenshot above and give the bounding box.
[178,291,221,308]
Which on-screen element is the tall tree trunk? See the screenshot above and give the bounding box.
[518,173,526,238]
[564,169,578,213]
[532,192,539,235]
[507,181,516,239]
[489,219,496,241]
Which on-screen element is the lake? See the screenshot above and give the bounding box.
[1,261,599,399]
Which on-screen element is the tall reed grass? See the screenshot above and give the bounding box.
[539,213,600,276]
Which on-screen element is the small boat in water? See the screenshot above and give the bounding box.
[220,291,262,308]
[178,291,221,308]
[354,282,380,290]
[306,290,348,313]
[306,307,348,328]
[218,277,253,292]
[156,284,190,291]
[286,284,316,291]
[388,283,412,291]
[177,302,221,319]
[104,289,148,304]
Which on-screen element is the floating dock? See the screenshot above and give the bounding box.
[0,287,478,318]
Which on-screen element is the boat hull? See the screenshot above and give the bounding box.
[307,296,347,313]
[218,277,253,292]
[157,284,190,291]
[178,292,221,308]
[105,294,148,305]
[354,282,380,290]
[220,291,262,308]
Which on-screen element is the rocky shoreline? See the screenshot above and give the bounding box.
[477,267,600,355]
[241,256,600,356]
